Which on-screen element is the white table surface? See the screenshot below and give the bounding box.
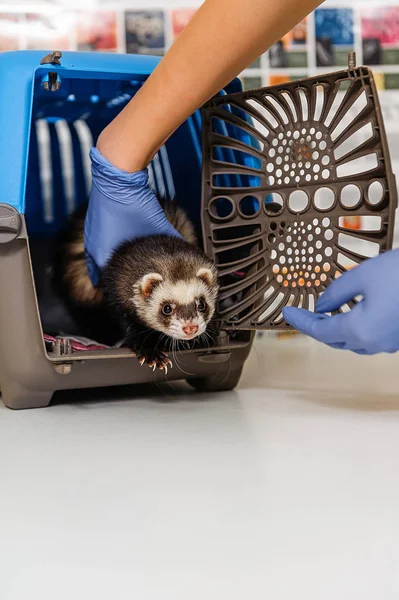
[1,332,399,600]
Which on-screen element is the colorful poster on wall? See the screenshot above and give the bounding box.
[125,10,165,55]
[0,13,21,52]
[268,74,307,86]
[26,12,72,50]
[171,8,196,40]
[269,19,307,69]
[77,11,118,52]
[315,8,354,67]
[269,74,290,85]
[361,6,399,65]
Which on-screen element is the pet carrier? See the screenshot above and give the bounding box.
[0,50,252,409]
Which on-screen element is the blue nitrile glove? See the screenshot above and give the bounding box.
[84,147,180,285]
[283,249,399,355]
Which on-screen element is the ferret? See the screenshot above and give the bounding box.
[53,199,219,372]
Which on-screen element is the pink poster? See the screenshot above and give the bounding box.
[77,11,118,52]
[362,6,399,45]
[172,8,196,40]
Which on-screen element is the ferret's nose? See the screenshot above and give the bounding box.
[182,324,199,336]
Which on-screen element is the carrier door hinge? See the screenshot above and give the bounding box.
[348,51,357,70]
[49,338,73,374]
[40,50,62,66]
[52,337,72,356]
[214,330,230,347]
[40,51,62,92]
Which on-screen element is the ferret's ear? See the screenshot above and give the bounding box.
[196,268,215,288]
[140,273,163,298]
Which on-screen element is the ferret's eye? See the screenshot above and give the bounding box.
[162,304,173,316]
[197,299,207,312]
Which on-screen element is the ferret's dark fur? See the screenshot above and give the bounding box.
[52,199,218,369]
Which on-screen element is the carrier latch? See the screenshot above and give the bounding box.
[40,51,62,92]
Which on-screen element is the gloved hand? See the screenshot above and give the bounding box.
[84,147,180,285]
[283,249,399,355]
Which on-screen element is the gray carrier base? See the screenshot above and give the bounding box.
[0,212,252,409]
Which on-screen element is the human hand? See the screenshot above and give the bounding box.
[283,249,399,355]
[84,147,180,285]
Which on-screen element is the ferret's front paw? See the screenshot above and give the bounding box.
[136,349,173,373]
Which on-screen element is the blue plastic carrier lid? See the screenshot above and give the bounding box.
[0,50,162,215]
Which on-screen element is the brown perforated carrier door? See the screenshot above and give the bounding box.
[201,61,397,330]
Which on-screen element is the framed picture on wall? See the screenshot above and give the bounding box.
[171,8,196,40]
[125,10,165,55]
[269,19,308,69]
[315,8,354,67]
[268,74,308,86]
[361,6,399,66]
[76,11,118,52]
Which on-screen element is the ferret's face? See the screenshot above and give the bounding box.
[134,267,218,341]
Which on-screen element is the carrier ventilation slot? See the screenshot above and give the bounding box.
[35,117,174,231]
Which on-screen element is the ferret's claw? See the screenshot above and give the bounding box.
[136,351,173,372]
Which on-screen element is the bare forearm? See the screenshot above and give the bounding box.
[98,0,324,171]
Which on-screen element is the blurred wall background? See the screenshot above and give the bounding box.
[0,0,397,237]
